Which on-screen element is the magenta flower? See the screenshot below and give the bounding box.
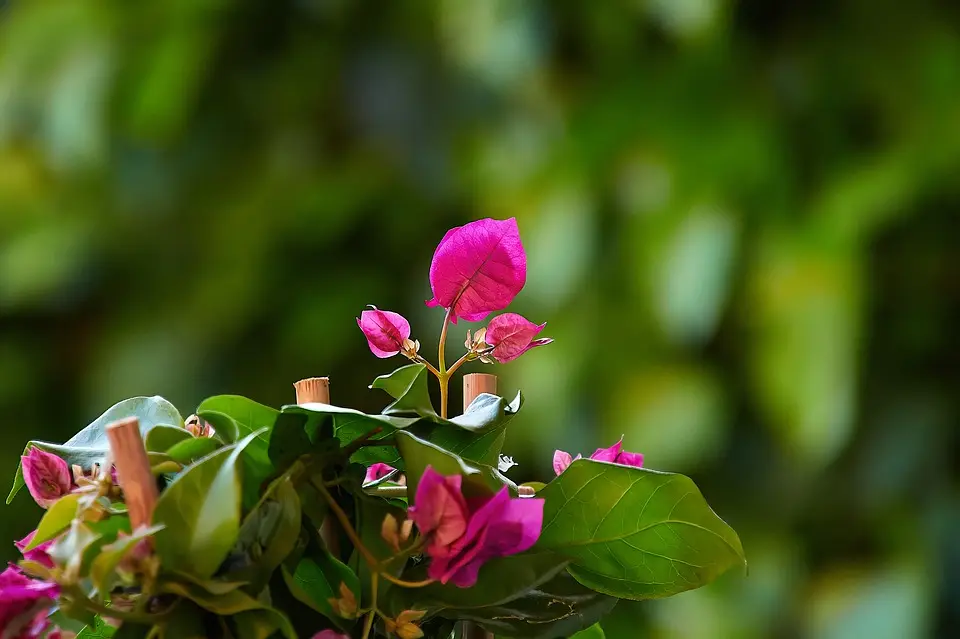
[364,463,397,484]
[14,531,54,569]
[311,632,349,639]
[357,308,412,358]
[553,438,644,475]
[409,466,544,588]
[426,218,527,324]
[21,448,72,509]
[0,567,59,638]
[484,313,553,363]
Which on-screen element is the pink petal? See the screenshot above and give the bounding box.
[0,567,59,630]
[21,449,72,509]
[425,218,527,324]
[363,463,396,484]
[589,439,623,463]
[357,309,411,358]
[615,451,644,468]
[409,466,469,558]
[485,313,552,363]
[552,450,574,476]
[311,632,350,639]
[14,531,54,569]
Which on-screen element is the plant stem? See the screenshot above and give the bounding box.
[361,573,379,639]
[365,485,407,498]
[415,355,442,378]
[311,478,378,568]
[65,586,161,625]
[437,308,453,418]
[379,572,435,588]
[446,352,472,377]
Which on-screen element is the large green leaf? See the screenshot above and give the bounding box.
[281,550,360,630]
[570,623,606,639]
[370,363,437,416]
[534,459,745,600]
[153,431,261,579]
[195,395,275,464]
[144,425,194,453]
[454,571,617,639]
[229,608,297,639]
[165,437,222,465]
[8,396,183,504]
[394,430,514,501]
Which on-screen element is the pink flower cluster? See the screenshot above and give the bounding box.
[408,466,543,587]
[553,438,644,475]
[0,567,60,638]
[357,218,552,364]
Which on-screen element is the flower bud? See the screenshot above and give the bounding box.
[21,448,72,509]
[357,307,412,358]
[384,610,426,639]
[327,581,358,619]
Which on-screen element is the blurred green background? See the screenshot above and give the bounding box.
[1,0,959,637]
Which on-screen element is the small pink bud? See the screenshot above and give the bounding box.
[553,439,643,475]
[357,308,412,358]
[484,313,553,363]
[425,218,527,324]
[364,463,397,485]
[21,448,72,509]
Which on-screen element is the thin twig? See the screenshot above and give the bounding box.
[310,478,378,568]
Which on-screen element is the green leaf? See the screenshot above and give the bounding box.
[153,431,262,579]
[267,412,312,469]
[27,492,83,549]
[230,608,297,639]
[570,623,606,639]
[351,496,408,603]
[197,410,240,444]
[195,395,275,465]
[395,430,513,501]
[76,617,118,638]
[8,396,183,504]
[158,579,271,615]
[452,571,617,639]
[159,602,208,638]
[48,519,101,576]
[390,551,569,612]
[165,437,222,465]
[370,363,437,417]
[534,459,746,600]
[90,524,164,594]
[144,425,194,453]
[227,477,302,593]
[281,551,360,630]
[412,391,522,466]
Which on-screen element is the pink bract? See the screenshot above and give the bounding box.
[14,531,54,569]
[311,632,350,639]
[357,308,411,358]
[485,313,553,363]
[408,467,469,559]
[425,218,527,324]
[0,567,59,638]
[554,438,644,476]
[364,463,397,484]
[410,467,544,588]
[21,448,72,509]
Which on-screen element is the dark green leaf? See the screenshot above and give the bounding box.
[395,430,513,501]
[158,579,269,614]
[370,363,437,417]
[230,608,297,639]
[159,601,208,638]
[153,431,262,579]
[267,412,312,469]
[570,623,606,639]
[390,551,568,612]
[450,571,617,639]
[534,459,746,600]
[227,477,302,593]
[8,396,183,504]
[281,551,360,630]
[145,425,194,453]
[352,496,408,604]
[165,437,222,465]
[27,492,82,549]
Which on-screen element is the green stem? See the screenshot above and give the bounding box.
[311,478,378,568]
[415,355,442,378]
[65,586,162,625]
[446,352,471,377]
[379,572,435,588]
[361,573,379,639]
[365,485,407,498]
[437,308,453,418]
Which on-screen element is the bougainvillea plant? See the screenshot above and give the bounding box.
[4,218,745,638]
